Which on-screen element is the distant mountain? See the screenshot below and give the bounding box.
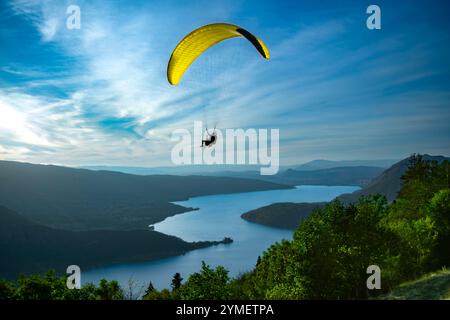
[337,155,450,203]
[81,160,395,186]
[275,166,384,187]
[241,202,326,229]
[0,205,225,279]
[198,166,384,187]
[0,160,289,231]
[294,159,397,171]
[80,164,286,176]
[82,160,396,176]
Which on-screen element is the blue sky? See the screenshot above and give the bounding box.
[0,0,449,166]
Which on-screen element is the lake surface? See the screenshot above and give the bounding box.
[83,185,359,289]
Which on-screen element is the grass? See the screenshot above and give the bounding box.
[380,269,450,300]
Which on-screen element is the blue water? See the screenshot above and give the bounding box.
[83,185,359,289]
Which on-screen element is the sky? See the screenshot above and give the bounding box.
[0,0,449,167]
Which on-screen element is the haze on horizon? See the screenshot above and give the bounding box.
[1,0,449,168]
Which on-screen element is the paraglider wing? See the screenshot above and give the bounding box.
[167,23,270,85]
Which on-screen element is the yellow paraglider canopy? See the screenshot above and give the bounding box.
[167,23,270,85]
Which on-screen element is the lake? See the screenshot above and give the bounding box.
[83,185,359,290]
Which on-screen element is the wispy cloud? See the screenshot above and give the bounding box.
[1,0,449,166]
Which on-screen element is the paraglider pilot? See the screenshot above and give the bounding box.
[201,128,217,147]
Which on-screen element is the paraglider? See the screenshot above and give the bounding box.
[167,23,270,85]
[200,126,217,147]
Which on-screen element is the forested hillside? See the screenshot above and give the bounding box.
[0,160,289,231]
[0,205,226,278]
[241,202,326,229]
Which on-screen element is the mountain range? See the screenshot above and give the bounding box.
[81,159,396,176]
[293,159,397,171]
[169,166,386,187]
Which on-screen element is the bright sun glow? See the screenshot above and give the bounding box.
[0,100,52,146]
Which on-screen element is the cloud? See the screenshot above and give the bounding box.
[1,0,449,166]
[0,96,54,147]
[9,0,62,42]
[39,17,58,41]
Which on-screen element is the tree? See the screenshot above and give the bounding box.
[1,271,125,300]
[428,189,450,267]
[384,157,449,275]
[96,279,124,300]
[256,256,261,267]
[0,279,16,300]
[124,277,145,300]
[178,262,230,299]
[171,273,183,291]
[15,270,64,300]
[144,282,155,297]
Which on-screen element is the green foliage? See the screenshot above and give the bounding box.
[143,287,173,300]
[265,283,306,300]
[428,189,450,267]
[14,270,82,300]
[143,282,155,297]
[383,156,450,274]
[429,189,450,235]
[0,271,123,300]
[144,263,232,300]
[246,195,398,299]
[177,262,231,300]
[0,279,16,300]
[256,255,261,267]
[171,272,183,291]
[96,279,123,300]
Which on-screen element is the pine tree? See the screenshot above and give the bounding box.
[171,273,183,290]
[144,281,155,296]
[256,255,261,267]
